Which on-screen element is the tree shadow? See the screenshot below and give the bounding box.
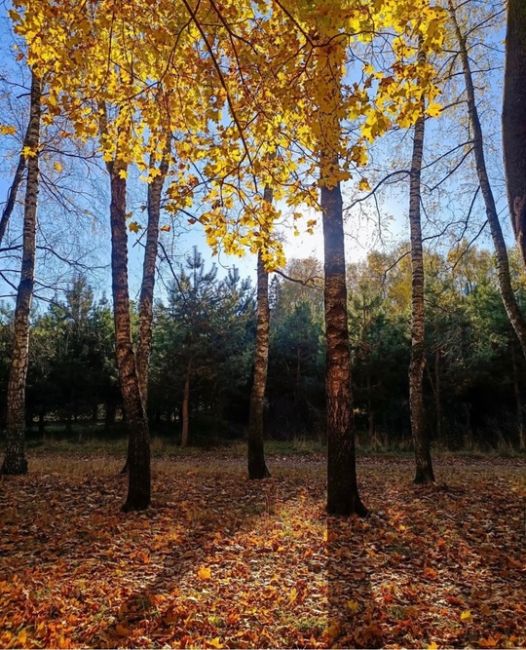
[2,454,524,648]
[89,463,314,648]
[328,457,526,648]
[326,513,379,648]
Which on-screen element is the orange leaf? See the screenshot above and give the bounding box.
[197,566,212,580]
[115,624,130,637]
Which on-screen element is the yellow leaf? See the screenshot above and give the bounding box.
[22,146,37,158]
[208,638,224,649]
[460,610,472,622]
[427,642,439,649]
[0,124,16,136]
[53,161,63,173]
[160,224,171,232]
[358,178,371,192]
[128,222,141,233]
[426,102,442,118]
[197,566,211,580]
[17,629,28,646]
[324,621,341,641]
[346,599,360,613]
[118,168,127,180]
[289,587,298,604]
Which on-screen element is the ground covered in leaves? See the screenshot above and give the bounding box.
[0,450,525,648]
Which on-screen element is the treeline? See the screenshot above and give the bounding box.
[2,244,524,452]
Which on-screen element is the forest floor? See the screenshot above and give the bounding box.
[0,450,525,649]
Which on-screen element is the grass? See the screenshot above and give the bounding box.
[14,430,526,462]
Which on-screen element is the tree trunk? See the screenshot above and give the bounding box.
[408,107,434,484]
[1,73,41,476]
[248,195,272,478]
[322,163,367,516]
[503,0,526,265]
[367,371,377,450]
[435,348,442,444]
[181,361,191,447]
[451,3,526,361]
[511,343,525,450]
[136,144,170,405]
[108,161,151,511]
[0,139,29,246]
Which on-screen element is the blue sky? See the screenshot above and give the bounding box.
[0,1,514,310]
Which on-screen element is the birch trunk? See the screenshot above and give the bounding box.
[503,0,526,265]
[1,73,41,476]
[108,162,151,511]
[409,109,434,484]
[322,161,367,516]
[248,194,272,479]
[136,146,170,405]
[0,136,29,246]
[450,3,526,361]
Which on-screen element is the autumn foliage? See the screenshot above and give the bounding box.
[0,451,525,648]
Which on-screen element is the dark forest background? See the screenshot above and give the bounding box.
[2,242,525,453]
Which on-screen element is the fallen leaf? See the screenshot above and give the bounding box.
[197,566,212,581]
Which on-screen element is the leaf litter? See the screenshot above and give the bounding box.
[0,453,524,648]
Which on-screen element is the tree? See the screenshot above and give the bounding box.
[169,248,218,446]
[503,0,526,265]
[9,0,214,509]
[449,0,526,364]
[106,150,151,510]
[136,143,171,406]
[1,72,41,475]
[152,248,254,443]
[248,188,273,479]
[25,277,118,433]
[120,141,171,475]
[7,0,448,510]
[268,286,324,438]
[408,83,435,483]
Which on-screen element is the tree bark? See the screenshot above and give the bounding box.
[1,73,41,476]
[0,141,29,247]
[181,360,191,447]
[435,349,442,443]
[248,191,272,478]
[366,371,377,450]
[408,108,434,484]
[511,343,525,450]
[107,161,151,511]
[451,3,526,361]
[503,0,526,265]
[322,162,367,516]
[136,144,170,405]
